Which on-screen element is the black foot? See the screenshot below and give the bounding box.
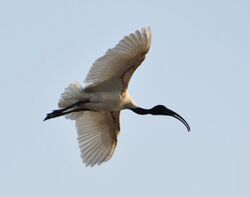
[43,109,63,121]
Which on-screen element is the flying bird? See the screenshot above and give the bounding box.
[44,27,190,167]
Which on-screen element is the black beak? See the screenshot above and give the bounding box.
[168,109,190,132]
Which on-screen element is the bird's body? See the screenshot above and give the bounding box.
[44,27,190,167]
[78,90,136,111]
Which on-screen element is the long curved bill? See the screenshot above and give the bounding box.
[169,110,190,132]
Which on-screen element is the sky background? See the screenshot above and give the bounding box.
[1,0,250,196]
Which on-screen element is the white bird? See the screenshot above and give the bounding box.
[44,27,190,167]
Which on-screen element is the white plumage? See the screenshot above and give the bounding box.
[55,27,151,166]
[84,28,151,87]
[45,27,190,167]
[76,111,119,167]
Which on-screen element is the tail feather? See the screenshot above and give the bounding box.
[58,82,86,120]
[58,82,83,108]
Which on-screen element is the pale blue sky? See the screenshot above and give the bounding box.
[1,0,250,196]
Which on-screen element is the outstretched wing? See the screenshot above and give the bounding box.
[75,111,120,167]
[84,27,151,92]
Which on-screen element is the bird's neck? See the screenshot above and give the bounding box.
[122,90,138,109]
[129,107,151,115]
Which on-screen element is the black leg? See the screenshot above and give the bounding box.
[60,100,89,112]
[43,108,88,121]
[43,100,89,121]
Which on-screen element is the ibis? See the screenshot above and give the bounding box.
[44,27,190,167]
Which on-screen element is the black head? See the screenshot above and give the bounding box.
[151,105,190,131]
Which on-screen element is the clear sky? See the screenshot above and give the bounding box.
[1,0,250,196]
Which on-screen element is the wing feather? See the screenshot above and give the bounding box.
[75,111,120,167]
[84,27,151,92]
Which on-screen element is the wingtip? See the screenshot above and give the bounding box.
[143,26,151,33]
